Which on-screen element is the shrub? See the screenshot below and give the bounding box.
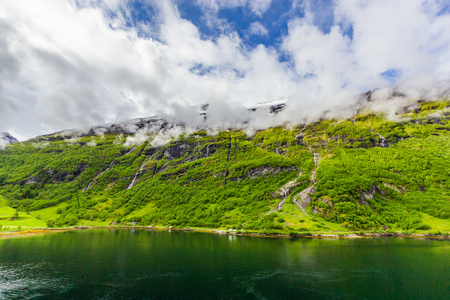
[414,223,431,230]
[64,214,78,226]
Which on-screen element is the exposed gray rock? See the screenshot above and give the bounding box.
[293,186,316,216]
[358,184,379,206]
[248,166,296,180]
[0,132,18,145]
[312,207,324,215]
[383,183,406,194]
[24,177,39,184]
[319,196,333,208]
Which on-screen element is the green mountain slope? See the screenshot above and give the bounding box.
[0,100,449,234]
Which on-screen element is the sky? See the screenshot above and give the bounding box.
[1,0,450,141]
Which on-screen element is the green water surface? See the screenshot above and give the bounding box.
[0,230,448,299]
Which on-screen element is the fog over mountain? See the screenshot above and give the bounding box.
[1,0,449,141]
[0,132,18,147]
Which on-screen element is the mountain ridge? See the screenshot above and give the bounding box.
[0,98,449,234]
[25,87,436,143]
[0,132,19,145]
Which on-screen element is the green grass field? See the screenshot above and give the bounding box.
[0,196,47,229]
[421,213,450,232]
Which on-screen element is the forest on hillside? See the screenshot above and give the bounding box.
[0,100,449,234]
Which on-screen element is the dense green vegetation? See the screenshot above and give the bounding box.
[0,99,449,234]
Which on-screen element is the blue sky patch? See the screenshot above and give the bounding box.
[381,69,402,84]
[118,1,353,50]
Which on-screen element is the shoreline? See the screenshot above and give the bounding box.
[1,226,449,240]
[0,228,74,239]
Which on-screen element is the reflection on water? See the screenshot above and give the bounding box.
[0,230,449,299]
[0,263,73,299]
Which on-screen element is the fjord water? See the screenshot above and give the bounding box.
[0,230,448,299]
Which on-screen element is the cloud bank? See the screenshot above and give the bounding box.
[0,0,449,140]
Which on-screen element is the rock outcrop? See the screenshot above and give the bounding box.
[0,132,19,145]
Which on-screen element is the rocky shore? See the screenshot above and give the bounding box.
[1,226,448,240]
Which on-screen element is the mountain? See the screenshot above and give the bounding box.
[0,99,449,235]
[32,101,288,142]
[0,132,19,145]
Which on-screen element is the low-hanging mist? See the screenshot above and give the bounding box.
[28,86,449,150]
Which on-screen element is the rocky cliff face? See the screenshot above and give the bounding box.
[0,132,19,145]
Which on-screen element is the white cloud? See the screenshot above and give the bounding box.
[281,0,450,105]
[196,0,271,16]
[248,0,272,16]
[334,0,450,84]
[0,0,449,141]
[248,22,269,36]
